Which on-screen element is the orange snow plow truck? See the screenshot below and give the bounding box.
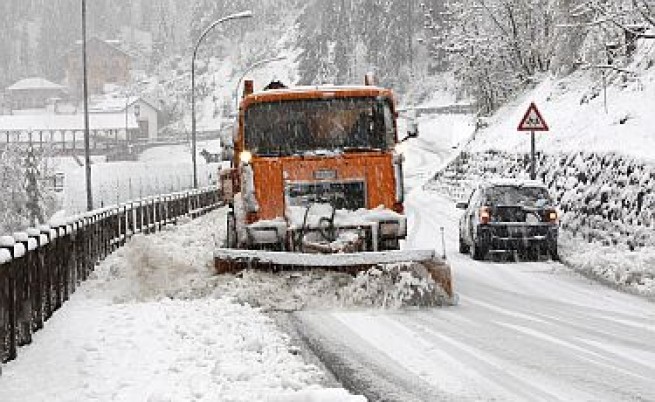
[215,76,454,304]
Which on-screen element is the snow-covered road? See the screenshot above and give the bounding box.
[2,112,653,401]
[0,213,364,402]
[293,114,655,401]
[296,188,655,400]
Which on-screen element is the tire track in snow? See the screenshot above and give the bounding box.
[292,312,452,402]
[390,314,590,401]
[494,321,654,383]
[404,302,655,400]
[399,310,655,401]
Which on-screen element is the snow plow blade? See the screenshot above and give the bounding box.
[214,248,454,302]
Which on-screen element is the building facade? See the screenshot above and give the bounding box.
[5,78,67,110]
[89,96,159,142]
[65,38,132,98]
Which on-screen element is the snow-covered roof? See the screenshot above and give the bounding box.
[89,96,139,113]
[71,37,134,59]
[244,85,394,107]
[6,78,66,92]
[89,96,158,113]
[0,113,138,132]
[253,85,389,96]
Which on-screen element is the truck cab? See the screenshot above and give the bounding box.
[220,80,410,253]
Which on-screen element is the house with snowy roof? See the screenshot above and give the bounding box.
[64,38,133,98]
[5,78,68,110]
[89,95,159,141]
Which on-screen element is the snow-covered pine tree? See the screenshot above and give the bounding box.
[0,145,56,235]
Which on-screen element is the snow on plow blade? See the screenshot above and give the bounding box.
[214,248,455,303]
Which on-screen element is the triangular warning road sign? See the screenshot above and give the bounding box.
[517,102,549,131]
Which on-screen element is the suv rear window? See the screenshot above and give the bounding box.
[484,186,551,207]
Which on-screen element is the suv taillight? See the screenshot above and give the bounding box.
[479,206,491,224]
[546,209,558,223]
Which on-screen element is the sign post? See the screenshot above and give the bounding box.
[517,102,549,180]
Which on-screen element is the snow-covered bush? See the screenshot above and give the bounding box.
[0,146,57,234]
[430,150,655,249]
[429,149,655,296]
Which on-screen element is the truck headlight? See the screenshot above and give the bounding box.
[240,150,252,164]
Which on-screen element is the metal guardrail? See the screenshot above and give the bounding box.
[0,187,221,364]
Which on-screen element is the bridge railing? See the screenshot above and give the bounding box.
[0,186,221,364]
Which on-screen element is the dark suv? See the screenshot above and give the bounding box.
[457,180,559,261]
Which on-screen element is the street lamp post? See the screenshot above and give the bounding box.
[233,56,287,113]
[82,0,92,211]
[191,10,253,189]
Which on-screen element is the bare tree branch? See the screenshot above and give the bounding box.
[580,64,637,75]
[632,0,655,28]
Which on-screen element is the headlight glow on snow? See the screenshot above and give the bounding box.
[240,150,253,164]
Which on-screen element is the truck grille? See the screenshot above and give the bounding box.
[285,181,366,210]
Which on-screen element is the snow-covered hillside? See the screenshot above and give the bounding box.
[427,38,655,298]
[469,38,655,162]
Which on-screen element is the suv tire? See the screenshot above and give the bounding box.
[549,242,560,261]
[459,235,470,254]
[470,240,486,261]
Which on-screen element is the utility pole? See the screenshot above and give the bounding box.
[530,130,536,180]
[408,0,414,75]
[82,0,93,211]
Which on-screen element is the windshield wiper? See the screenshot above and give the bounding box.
[342,146,383,153]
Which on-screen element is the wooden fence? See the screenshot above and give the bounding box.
[0,187,221,364]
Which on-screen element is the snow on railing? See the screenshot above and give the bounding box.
[0,186,222,364]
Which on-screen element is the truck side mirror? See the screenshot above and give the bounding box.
[400,124,418,143]
[403,109,419,141]
[407,123,418,139]
[222,145,234,162]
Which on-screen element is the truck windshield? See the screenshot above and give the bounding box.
[244,97,395,156]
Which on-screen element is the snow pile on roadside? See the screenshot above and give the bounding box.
[85,213,221,302]
[86,208,445,311]
[338,263,451,308]
[560,232,655,299]
[0,209,365,401]
[0,298,361,401]
[215,263,450,312]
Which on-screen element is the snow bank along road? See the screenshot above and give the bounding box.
[0,213,363,401]
[293,115,655,401]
